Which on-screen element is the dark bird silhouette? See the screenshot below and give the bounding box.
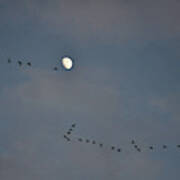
[69,128,73,132]
[8,58,11,63]
[111,146,115,150]
[117,148,121,152]
[92,140,96,144]
[54,67,58,71]
[137,148,141,152]
[63,135,70,141]
[64,135,67,139]
[177,145,180,148]
[134,145,138,149]
[72,124,76,128]
[67,131,71,135]
[149,146,154,150]
[86,139,90,143]
[99,143,103,147]
[18,61,22,66]
[27,62,31,66]
[78,138,83,142]
[131,140,135,144]
[163,145,167,149]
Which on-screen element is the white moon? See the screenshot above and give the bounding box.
[61,57,73,70]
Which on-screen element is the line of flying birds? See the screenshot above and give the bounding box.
[7,58,32,67]
[7,56,73,71]
[7,58,60,71]
[63,123,180,153]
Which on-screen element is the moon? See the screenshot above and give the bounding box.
[61,57,74,71]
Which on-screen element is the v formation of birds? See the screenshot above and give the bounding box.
[64,123,180,154]
[5,58,180,154]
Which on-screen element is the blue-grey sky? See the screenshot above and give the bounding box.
[0,0,180,179]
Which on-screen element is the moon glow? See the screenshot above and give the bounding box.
[61,57,73,70]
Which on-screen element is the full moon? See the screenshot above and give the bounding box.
[61,57,73,70]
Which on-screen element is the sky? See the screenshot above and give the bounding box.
[0,0,180,179]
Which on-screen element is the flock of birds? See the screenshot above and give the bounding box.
[7,58,60,71]
[4,56,180,154]
[63,123,180,154]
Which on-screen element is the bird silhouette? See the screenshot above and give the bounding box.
[163,145,167,149]
[8,58,11,63]
[72,124,76,128]
[99,143,103,147]
[117,148,121,152]
[92,140,96,144]
[78,138,83,142]
[27,62,31,66]
[149,146,154,150]
[131,140,135,144]
[111,146,115,150]
[54,67,58,71]
[18,61,22,66]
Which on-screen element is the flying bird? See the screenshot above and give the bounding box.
[99,143,103,147]
[27,62,31,66]
[63,135,70,141]
[111,146,115,150]
[92,140,96,144]
[72,124,76,128]
[18,61,22,66]
[8,58,11,63]
[67,131,71,135]
[78,138,83,142]
[149,146,154,150]
[117,148,121,152]
[54,67,58,71]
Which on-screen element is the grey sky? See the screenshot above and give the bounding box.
[0,0,180,179]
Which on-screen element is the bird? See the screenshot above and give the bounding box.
[99,143,103,147]
[134,145,138,149]
[69,128,73,132]
[78,138,83,142]
[92,140,96,144]
[117,148,121,152]
[177,145,180,148]
[63,135,70,141]
[63,135,67,139]
[18,61,22,66]
[27,62,31,66]
[149,146,154,150]
[8,58,11,63]
[131,140,135,144]
[54,67,58,71]
[111,146,115,150]
[67,131,71,135]
[86,139,90,143]
[163,145,167,149]
[137,148,141,152]
[72,124,76,128]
